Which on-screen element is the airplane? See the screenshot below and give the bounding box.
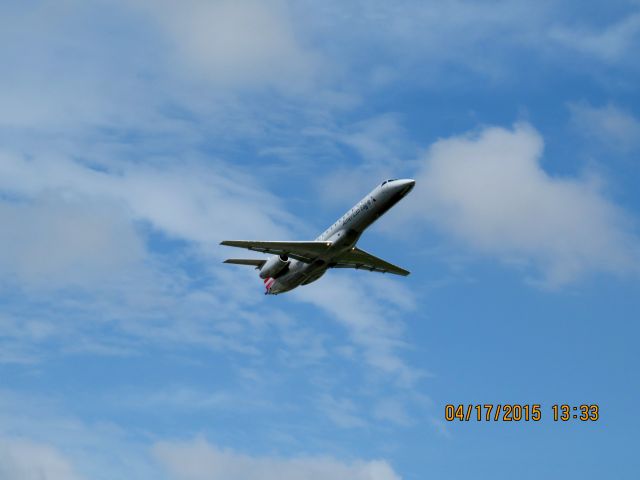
[221,178,415,295]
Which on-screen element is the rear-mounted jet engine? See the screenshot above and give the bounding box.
[259,254,290,279]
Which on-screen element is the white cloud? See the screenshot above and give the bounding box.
[115,385,278,414]
[0,438,83,480]
[0,312,68,364]
[334,114,412,166]
[0,0,325,141]
[549,12,640,63]
[0,152,294,251]
[372,398,412,427]
[0,392,166,480]
[409,123,640,286]
[0,194,144,289]
[0,392,404,480]
[153,437,401,480]
[291,2,640,88]
[569,101,640,151]
[296,0,555,84]
[0,150,299,359]
[293,274,419,385]
[317,394,368,429]
[141,0,321,92]
[0,2,167,131]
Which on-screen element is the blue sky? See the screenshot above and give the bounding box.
[0,1,639,478]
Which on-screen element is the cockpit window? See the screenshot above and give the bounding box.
[381,180,387,186]
[381,178,397,186]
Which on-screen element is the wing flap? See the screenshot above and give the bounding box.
[220,240,333,263]
[223,259,266,268]
[332,247,410,276]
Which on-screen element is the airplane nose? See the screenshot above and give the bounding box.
[395,178,415,194]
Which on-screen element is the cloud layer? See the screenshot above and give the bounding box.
[154,438,401,480]
[141,0,320,92]
[0,439,82,480]
[0,195,144,289]
[410,123,639,286]
[0,2,638,479]
[569,101,640,152]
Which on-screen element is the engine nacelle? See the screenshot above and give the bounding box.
[259,254,290,279]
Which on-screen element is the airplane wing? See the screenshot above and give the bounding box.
[223,259,266,268]
[220,240,333,263]
[331,247,410,276]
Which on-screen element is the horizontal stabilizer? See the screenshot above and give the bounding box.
[220,240,333,263]
[332,247,410,276]
[224,258,266,268]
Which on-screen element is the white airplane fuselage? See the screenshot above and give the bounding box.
[263,179,415,294]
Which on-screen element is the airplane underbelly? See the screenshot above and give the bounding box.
[279,262,327,288]
[273,265,306,290]
[301,268,326,285]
